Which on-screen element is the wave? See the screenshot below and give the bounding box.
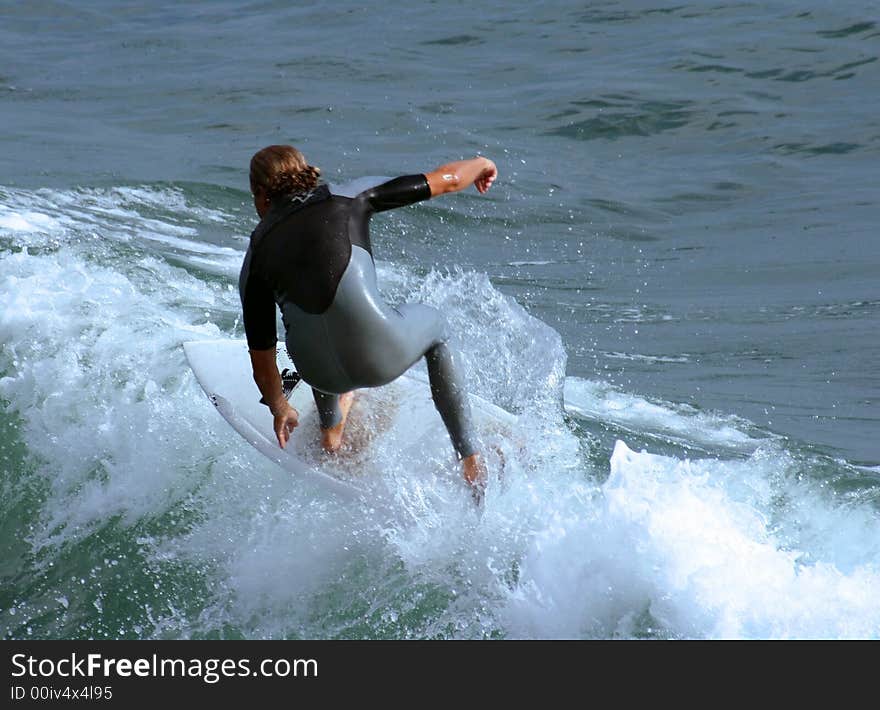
[2,183,880,639]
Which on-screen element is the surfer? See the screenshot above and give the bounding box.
[239,145,497,494]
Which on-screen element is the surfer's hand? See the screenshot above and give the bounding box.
[273,403,299,448]
[474,159,497,194]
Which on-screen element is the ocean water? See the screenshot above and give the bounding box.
[1,1,878,639]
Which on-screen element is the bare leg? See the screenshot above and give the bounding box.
[462,452,487,504]
[312,388,356,453]
[424,341,486,498]
[320,391,355,452]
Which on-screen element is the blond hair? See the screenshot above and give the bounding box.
[249,145,321,199]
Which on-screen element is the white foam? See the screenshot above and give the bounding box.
[0,245,239,548]
[0,185,243,272]
[602,351,690,364]
[564,377,762,452]
[502,441,880,639]
[0,210,60,233]
[404,267,568,412]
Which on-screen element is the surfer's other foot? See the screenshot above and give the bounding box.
[462,453,487,505]
[321,391,355,453]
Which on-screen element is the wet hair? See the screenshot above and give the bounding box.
[249,145,322,200]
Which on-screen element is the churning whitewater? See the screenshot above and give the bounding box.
[3,185,880,639]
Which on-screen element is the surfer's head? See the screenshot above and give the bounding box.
[249,145,321,216]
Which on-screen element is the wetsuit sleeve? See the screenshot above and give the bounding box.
[239,246,277,350]
[357,174,431,213]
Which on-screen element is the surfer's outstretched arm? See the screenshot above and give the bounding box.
[425,156,497,196]
[249,348,299,448]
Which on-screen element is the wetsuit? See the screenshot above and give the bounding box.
[239,175,476,459]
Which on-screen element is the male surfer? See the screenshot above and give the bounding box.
[239,145,497,495]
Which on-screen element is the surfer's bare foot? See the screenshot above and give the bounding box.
[462,453,487,505]
[320,391,355,453]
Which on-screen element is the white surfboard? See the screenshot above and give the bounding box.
[183,339,518,499]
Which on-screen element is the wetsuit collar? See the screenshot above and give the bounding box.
[250,184,331,246]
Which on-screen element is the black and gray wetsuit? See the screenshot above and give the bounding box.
[239,175,476,459]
